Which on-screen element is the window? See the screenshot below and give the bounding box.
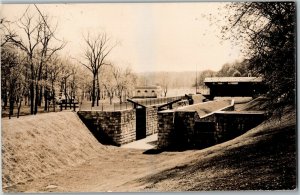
[145,90,148,93]
[137,90,140,93]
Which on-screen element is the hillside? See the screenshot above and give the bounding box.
[2,111,107,190]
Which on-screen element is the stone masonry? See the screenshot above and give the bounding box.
[157,99,265,150]
[146,107,158,136]
[157,111,175,149]
[78,109,136,145]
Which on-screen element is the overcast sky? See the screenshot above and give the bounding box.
[1,3,244,72]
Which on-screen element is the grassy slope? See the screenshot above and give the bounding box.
[132,108,296,191]
[2,111,106,189]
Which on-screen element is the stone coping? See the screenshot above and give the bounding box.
[199,99,235,119]
[215,111,266,115]
[78,108,134,112]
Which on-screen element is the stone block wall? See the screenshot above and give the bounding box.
[157,98,266,150]
[146,107,158,136]
[173,111,197,148]
[214,111,265,143]
[157,111,175,149]
[157,110,199,149]
[78,109,136,145]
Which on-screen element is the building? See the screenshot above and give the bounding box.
[133,86,162,98]
[202,77,263,100]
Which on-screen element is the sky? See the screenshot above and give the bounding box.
[1,3,244,73]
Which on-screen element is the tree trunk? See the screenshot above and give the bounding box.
[9,83,15,118]
[38,86,43,107]
[91,74,96,107]
[64,78,68,110]
[109,96,113,105]
[24,94,28,106]
[17,98,22,118]
[96,73,100,106]
[9,97,14,119]
[44,66,48,111]
[44,87,48,111]
[30,66,35,115]
[2,86,7,110]
[34,83,39,114]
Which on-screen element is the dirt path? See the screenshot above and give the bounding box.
[121,134,157,150]
[9,147,199,192]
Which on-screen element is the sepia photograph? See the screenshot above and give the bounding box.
[0,1,297,192]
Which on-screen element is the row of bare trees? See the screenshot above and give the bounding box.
[1,42,83,118]
[101,65,137,104]
[1,6,138,117]
[1,6,69,116]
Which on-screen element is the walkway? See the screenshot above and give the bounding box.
[121,134,158,150]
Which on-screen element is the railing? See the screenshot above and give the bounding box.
[131,96,185,107]
[79,101,134,111]
[78,96,186,111]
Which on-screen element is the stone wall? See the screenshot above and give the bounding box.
[214,111,266,143]
[157,111,175,149]
[173,111,197,148]
[146,107,158,136]
[157,99,266,150]
[77,109,136,145]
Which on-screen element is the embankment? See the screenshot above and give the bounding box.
[2,111,106,189]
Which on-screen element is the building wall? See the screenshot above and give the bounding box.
[134,87,162,98]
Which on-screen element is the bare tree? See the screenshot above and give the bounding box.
[1,45,26,118]
[101,66,116,105]
[112,65,136,104]
[47,56,61,111]
[5,7,65,114]
[159,73,169,97]
[79,32,115,107]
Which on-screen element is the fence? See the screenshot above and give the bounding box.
[131,96,185,107]
[78,96,186,111]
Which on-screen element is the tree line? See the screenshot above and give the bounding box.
[223,2,296,114]
[196,2,295,114]
[1,6,137,118]
[194,59,250,87]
